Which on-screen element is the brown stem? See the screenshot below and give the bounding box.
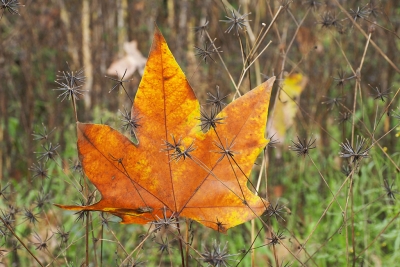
[176,220,186,267]
[0,217,44,267]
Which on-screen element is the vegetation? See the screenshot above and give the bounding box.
[0,0,399,266]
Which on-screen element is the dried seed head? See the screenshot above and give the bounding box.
[23,208,39,225]
[198,107,225,132]
[162,135,195,162]
[266,229,286,246]
[321,96,345,110]
[368,84,391,102]
[34,143,60,162]
[195,40,222,64]
[194,19,209,37]
[289,135,316,157]
[200,240,238,267]
[207,86,228,112]
[31,232,53,251]
[29,162,49,180]
[339,136,370,163]
[267,133,280,148]
[150,207,179,231]
[383,179,398,200]
[220,7,251,35]
[0,0,23,19]
[349,5,371,23]
[32,123,56,141]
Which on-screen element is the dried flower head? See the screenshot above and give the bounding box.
[0,210,14,228]
[265,199,286,221]
[213,138,236,163]
[150,207,179,231]
[369,2,381,18]
[162,135,195,162]
[194,19,209,37]
[54,226,70,245]
[267,133,280,148]
[70,159,83,173]
[35,191,52,210]
[0,183,10,200]
[201,240,237,267]
[34,143,60,162]
[321,96,345,110]
[195,40,222,64]
[220,7,251,35]
[119,107,141,139]
[207,86,228,112]
[303,1,322,11]
[333,69,355,87]
[0,226,10,240]
[341,164,352,177]
[7,205,19,220]
[198,107,225,132]
[339,136,370,162]
[57,63,85,86]
[336,111,352,124]
[368,84,391,102]
[31,232,52,251]
[1,0,23,19]
[105,69,133,103]
[100,212,112,228]
[383,179,398,200]
[289,135,316,157]
[155,236,173,254]
[29,162,49,180]
[266,229,286,246]
[32,123,56,141]
[23,208,39,225]
[74,195,95,223]
[319,12,341,29]
[349,5,371,23]
[54,65,86,102]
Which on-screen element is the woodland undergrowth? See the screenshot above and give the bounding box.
[0,0,400,266]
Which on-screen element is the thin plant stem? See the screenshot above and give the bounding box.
[343,172,355,267]
[350,63,362,145]
[351,180,356,267]
[176,221,186,267]
[348,33,368,266]
[248,5,283,59]
[100,218,103,267]
[273,244,279,267]
[205,31,241,96]
[332,0,400,73]
[185,218,190,266]
[308,156,344,211]
[0,217,44,267]
[120,227,153,266]
[355,211,400,260]
[237,41,272,89]
[267,7,311,132]
[299,173,351,250]
[85,211,89,266]
[332,36,356,76]
[363,17,400,39]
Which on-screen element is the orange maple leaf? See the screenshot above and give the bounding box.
[56,27,275,232]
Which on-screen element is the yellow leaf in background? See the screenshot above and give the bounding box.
[270,73,308,143]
